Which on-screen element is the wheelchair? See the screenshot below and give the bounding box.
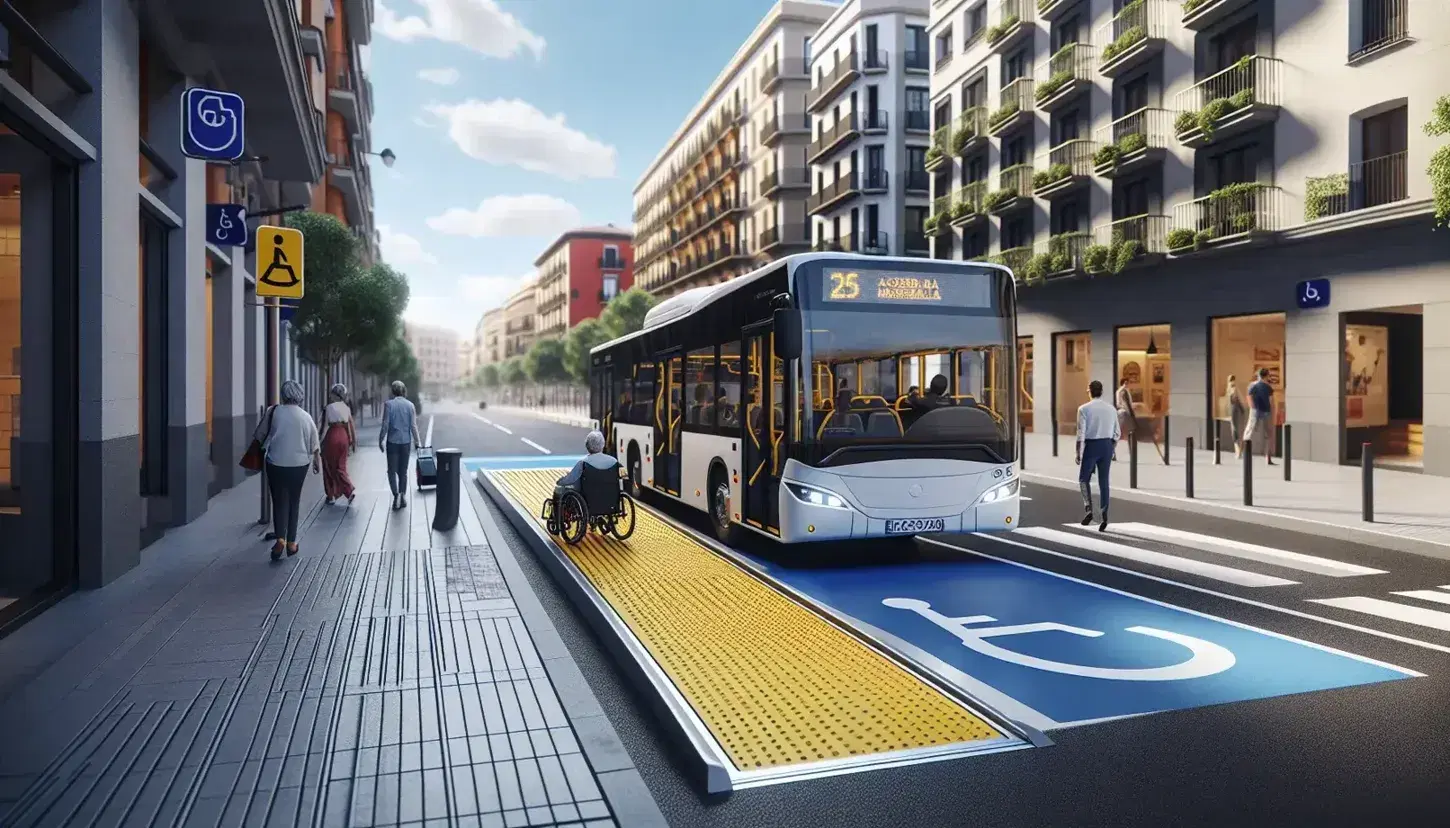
[541,462,637,545]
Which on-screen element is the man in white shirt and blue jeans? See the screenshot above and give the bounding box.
[1076,380,1121,531]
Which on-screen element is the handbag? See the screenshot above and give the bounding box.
[240,406,276,472]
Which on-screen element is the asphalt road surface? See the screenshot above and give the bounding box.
[437,403,1450,827]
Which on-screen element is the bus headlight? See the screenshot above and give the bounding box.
[976,478,1019,506]
[786,482,849,510]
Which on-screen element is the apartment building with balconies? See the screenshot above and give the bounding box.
[807,0,935,257]
[315,0,379,262]
[927,0,1450,474]
[503,280,539,359]
[633,0,837,298]
[533,226,634,338]
[480,308,505,366]
[404,323,460,395]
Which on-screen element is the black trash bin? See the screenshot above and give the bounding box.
[433,448,462,531]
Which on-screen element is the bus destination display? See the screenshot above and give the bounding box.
[822,269,991,307]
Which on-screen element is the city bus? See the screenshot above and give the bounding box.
[588,252,1019,545]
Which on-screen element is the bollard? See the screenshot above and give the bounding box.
[1361,442,1374,523]
[1283,424,1292,481]
[1185,436,1195,498]
[1129,436,1139,489]
[1242,438,1253,506]
[1163,416,1171,465]
[1019,424,1026,471]
[1052,418,1059,457]
[433,448,463,531]
[1214,422,1222,465]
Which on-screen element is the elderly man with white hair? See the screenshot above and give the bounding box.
[552,430,620,508]
[379,380,423,510]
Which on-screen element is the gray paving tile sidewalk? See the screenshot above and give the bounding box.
[1019,431,1450,557]
[0,447,664,827]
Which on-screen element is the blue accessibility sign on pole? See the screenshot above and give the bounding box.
[205,204,249,247]
[180,87,246,162]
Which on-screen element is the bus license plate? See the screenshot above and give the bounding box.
[885,518,945,535]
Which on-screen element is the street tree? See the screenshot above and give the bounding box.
[564,318,610,383]
[525,338,570,384]
[501,357,527,387]
[478,363,500,389]
[599,288,656,339]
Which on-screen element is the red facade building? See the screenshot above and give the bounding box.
[534,225,635,338]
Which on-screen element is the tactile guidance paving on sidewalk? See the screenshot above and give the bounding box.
[1,536,618,828]
[494,469,1003,771]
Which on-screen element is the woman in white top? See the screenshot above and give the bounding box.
[254,380,320,560]
[320,383,357,506]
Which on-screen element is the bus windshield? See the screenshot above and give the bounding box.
[795,261,1016,464]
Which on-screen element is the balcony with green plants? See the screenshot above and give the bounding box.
[1172,55,1282,148]
[1092,107,1171,178]
[1302,152,1411,225]
[1167,182,1283,254]
[925,124,951,172]
[1084,214,1169,275]
[949,181,989,228]
[1032,139,1095,199]
[1034,43,1096,112]
[1097,0,1168,78]
[953,107,988,157]
[988,163,1034,214]
[925,194,954,236]
[989,245,1034,276]
[987,77,1035,137]
[986,0,1036,54]
[1181,0,1255,32]
[1036,0,1078,22]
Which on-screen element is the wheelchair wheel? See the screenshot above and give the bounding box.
[610,493,637,540]
[559,491,588,545]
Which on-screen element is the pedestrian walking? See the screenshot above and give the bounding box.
[1225,374,1248,459]
[1244,367,1276,465]
[380,380,422,510]
[1113,377,1136,461]
[254,380,320,560]
[1076,380,1121,531]
[320,383,357,505]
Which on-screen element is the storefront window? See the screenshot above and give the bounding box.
[1116,324,1171,443]
[1343,306,1422,467]
[1211,313,1286,451]
[1054,332,1091,433]
[1017,336,1033,432]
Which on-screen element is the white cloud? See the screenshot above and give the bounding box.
[378,225,437,267]
[417,67,459,85]
[460,274,533,308]
[426,194,582,238]
[377,0,545,61]
[403,273,531,336]
[424,99,616,181]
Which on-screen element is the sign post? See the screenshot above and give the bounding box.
[255,225,303,537]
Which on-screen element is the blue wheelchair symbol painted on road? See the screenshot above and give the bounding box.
[181,87,245,161]
[1297,278,1330,309]
[205,204,248,248]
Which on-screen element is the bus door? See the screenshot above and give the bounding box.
[652,352,683,495]
[742,324,783,534]
[597,365,614,454]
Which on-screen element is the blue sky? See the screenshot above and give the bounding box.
[369,0,826,335]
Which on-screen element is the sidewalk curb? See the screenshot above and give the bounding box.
[1021,471,1450,562]
[465,473,669,828]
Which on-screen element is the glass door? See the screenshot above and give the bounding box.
[742,325,782,534]
[652,353,683,495]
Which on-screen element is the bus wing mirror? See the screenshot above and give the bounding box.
[772,309,802,360]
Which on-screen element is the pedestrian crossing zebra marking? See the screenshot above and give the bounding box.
[1309,596,1450,633]
[1102,523,1385,578]
[1018,526,1298,588]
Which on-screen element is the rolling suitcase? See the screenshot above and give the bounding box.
[415,447,438,489]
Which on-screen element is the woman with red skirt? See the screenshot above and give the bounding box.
[321,383,357,505]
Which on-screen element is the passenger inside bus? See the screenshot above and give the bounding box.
[819,388,863,438]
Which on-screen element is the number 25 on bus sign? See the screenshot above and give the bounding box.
[828,271,861,300]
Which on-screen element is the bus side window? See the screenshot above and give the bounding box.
[717,344,742,430]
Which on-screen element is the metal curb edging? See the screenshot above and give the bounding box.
[1021,472,1450,562]
[465,474,672,827]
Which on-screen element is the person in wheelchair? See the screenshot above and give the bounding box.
[546,430,636,543]
[554,430,618,504]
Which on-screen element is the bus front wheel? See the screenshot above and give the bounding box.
[708,466,740,546]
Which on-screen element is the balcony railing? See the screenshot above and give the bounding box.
[986,0,1035,50]
[599,255,628,269]
[951,106,988,154]
[990,245,1034,274]
[904,170,931,192]
[808,111,860,162]
[1016,233,1091,282]
[1034,43,1094,107]
[925,195,952,235]
[1304,152,1409,221]
[1087,214,1171,273]
[1097,0,1170,75]
[808,51,860,111]
[904,49,929,71]
[760,224,810,249]
[1169,183,1283,251]
[862,168,889,191]
[1093,106,1172,171]
[904,110,930,132]
[988,77,1034,134]
[994,163,1034,205]
[1172,55,1282,140]
[807,171,861,213]
[1033,138,1096,190]
[328,50,356,91]
[862,50,889,71]
[1351,0,1409,61]
[926,125,952,170]
[863,109,889,131]
[950,181,989,223]
[761,166,809,196]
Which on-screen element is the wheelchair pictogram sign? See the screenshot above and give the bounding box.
[256,225,304,299]
[883,598,1237,681]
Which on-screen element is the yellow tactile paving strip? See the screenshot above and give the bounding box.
[493,468,1003,772]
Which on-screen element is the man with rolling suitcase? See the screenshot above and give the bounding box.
[379,380,423,510]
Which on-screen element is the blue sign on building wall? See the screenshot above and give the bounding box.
[1297,278,1330,309]
[181,87,246,162]
[205,204,248,248]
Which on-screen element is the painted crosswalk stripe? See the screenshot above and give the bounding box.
[1016,526,1298,588]
[1391,590,1450,607]
[520,437,551,454]
[1310,596,1450,632]
[1104,522,1385,578]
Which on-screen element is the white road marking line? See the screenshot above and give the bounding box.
[957,533,1450,657]
[1392,590,1450,607]
[1020,526,1297,588]
[493,423,513,435]
[520,437,551,454]
[921,535,1423,676]
[1104,522,1385,578]
[470,413,493,425]
[1310,596,1450,633]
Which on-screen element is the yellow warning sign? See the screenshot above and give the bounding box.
[256,225,304,299]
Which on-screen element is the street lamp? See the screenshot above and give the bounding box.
[368,148,396,167]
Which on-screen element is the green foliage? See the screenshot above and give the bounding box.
[564,318,611,383]
[1034,71,1074,103]
[1304,173,1349,221]
[986,15,1020,46]
[1036,0,1057,10]
[1120,132,1147,154]
[1101,24,1146,63]
[1086,231,1146,274]
[988,100,1021,130]
[983,188,1017,212]
[1083,244,1111,273]
[923,213,942,234]
[501,357,527,386]
[1425,94,1450,228]
[950,126,974,155]
[598,287,656,339]
[1165,227,1196,251]
[1173,110,1198,135]
[524,337,570,384]
[950,198,973,221]
[478,363,500,389]
[1094,144,1122,169]
[1032,163,1073,191]
[1182,0,1208,14]
[925,144,944,166]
